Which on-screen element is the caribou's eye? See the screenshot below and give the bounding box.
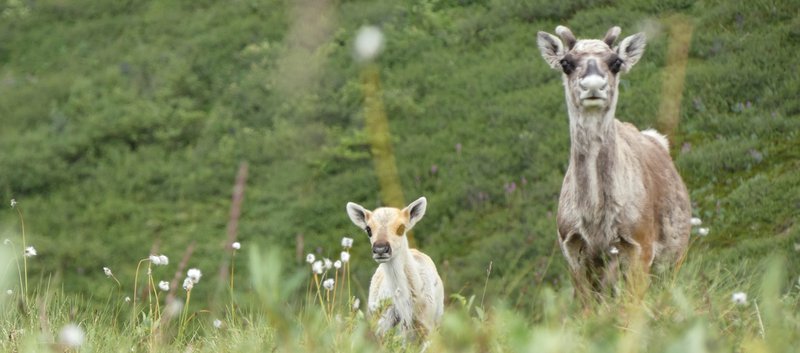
[609,58,624,74]
[365,226,372,237]
[559,58,576,75]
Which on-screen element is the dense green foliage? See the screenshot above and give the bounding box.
[1,0,799,350]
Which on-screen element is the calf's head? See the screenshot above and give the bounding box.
[346,197,427,263]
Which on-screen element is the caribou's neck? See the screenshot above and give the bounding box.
[379,246,418,326]
[566,105,619,210]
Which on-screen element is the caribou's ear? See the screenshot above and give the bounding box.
[537,31,564,70]
[402,196,427,230]
[555,26,576,50]
[615,32,646,73]
[602,26,621,47]
[346,202,371,229]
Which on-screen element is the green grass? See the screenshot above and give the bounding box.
[2,243,800,352]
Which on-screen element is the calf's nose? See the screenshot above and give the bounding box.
[372,242,391,255]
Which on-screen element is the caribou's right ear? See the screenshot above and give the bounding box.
[346,202,370,229]
[537,31,564,70]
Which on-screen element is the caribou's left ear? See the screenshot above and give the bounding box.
[615,32,646,73]
[402,196,427,230]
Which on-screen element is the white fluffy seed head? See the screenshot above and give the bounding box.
[158,281,170,292]
[323,278,335,291]
[58,324,85,348]
[334,260,342,269]
[6,289,12,296]
[323,258,332,270]
[312,261,324,275]
[10,199,17,208]
[232,242,241,250]
[306,253,316,264]
[354,26,384,62]
[183,277,194,291]
[697,227,710,236]
[609,246,619,255]
[213,319,222,329]
[103,267,113,277]
[340,251,350,263]
[352,297,360,311]
[732,292,747,305]
[124,296,131,303]
[149,255,161,265]
[159,255,169,265]
[341,237,354,249]
[690,217,702,226]
[187,268,202,283]
[24,246,36,257]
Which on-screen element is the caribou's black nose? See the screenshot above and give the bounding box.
[372,242,391,256]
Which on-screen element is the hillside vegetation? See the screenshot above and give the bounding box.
[1,0,799,351]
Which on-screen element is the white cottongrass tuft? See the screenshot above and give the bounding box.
[158,281,170,292]
[340,251,350,263]
[213,319,222,329]
[697,227,710,236]
[187,268,202,283]
[3,238,10,245]
[312,261,324,275]
[334,260,342,269]
[58,324,85,348]
[323,278,335,291]
[609,246,619,255]
[24,246,36,257]
[732,292,747,305]
[10,199,17,208]
[103,267,113,277]
[341,237,354,249]
[354,26,384,61]
[150,254,169,266]
[323,258,333,270]
[6,289,12,296]
[183,277,194,291]
[352,297,360,311]
[306,253,316,264]
[690,217,702,226]
[232,242,241,250]
[124,296,131,303]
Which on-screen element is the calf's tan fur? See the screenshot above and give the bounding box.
[346,196,444,339]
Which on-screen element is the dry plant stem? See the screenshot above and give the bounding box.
[480,261,493,308]
[219,162,247,284]
[313,274,327,321]
[332,269,339,315]
[16,208,28,297]
[166,241,195,305]
[346,252,352,308]
[229,250,236,326]
[754,300,766,339]
[178,289,193,341]
[131,258,149,326]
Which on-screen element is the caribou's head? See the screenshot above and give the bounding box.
[537,26,646,112]
[346,197,427,264]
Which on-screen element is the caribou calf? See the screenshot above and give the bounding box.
[346,196,444,340]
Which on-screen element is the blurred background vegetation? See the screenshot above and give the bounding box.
[0,0,798,314]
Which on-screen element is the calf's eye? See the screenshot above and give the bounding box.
[365,226,372,237]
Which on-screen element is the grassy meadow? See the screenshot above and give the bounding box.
[1,0,800,351]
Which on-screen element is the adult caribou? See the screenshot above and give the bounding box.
[537,26,691,299]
